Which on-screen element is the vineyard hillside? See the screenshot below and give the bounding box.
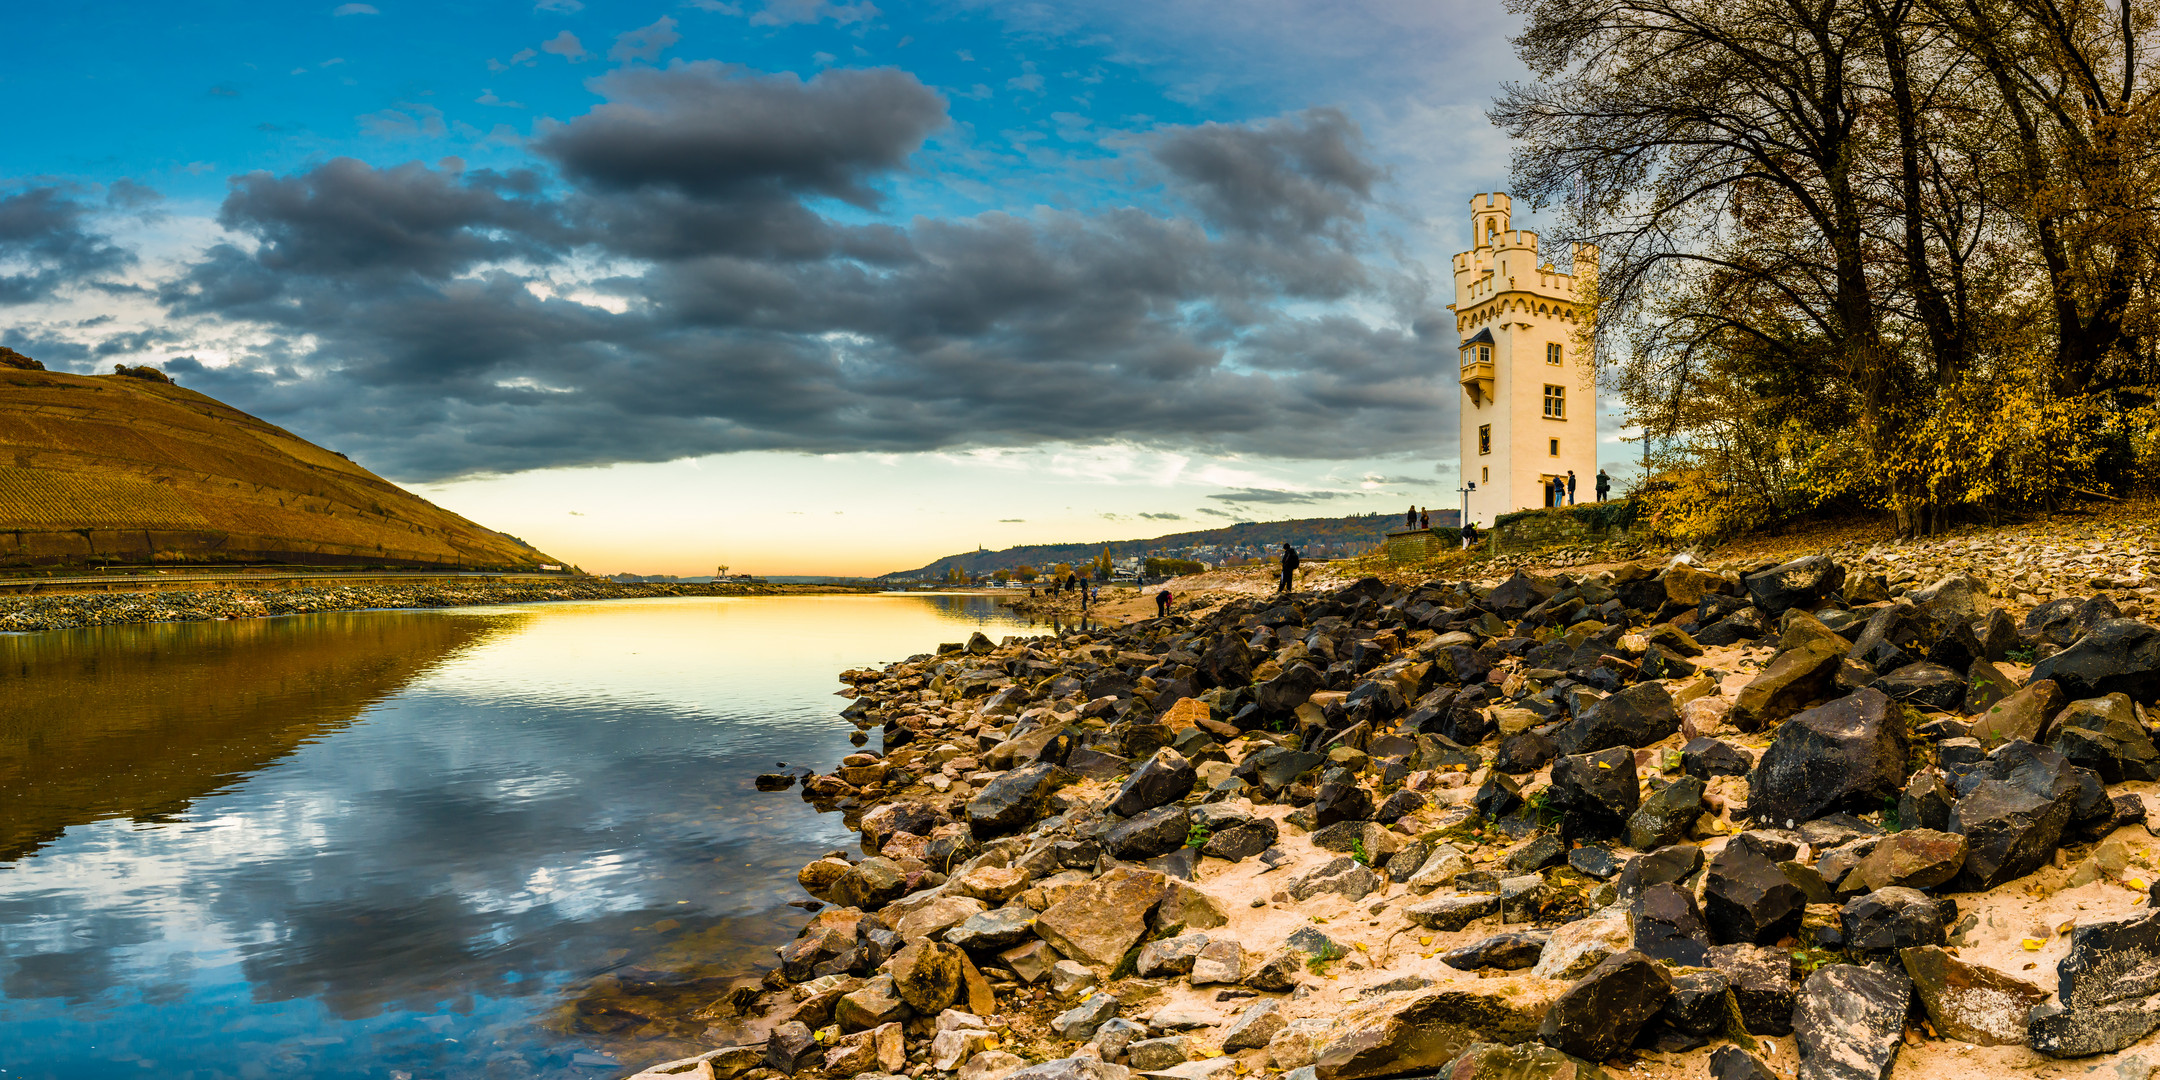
[0,368,557,569]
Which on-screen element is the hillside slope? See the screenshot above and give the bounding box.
[883,511,1452,580]
[0,368,555,569]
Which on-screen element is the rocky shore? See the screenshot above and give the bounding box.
[0,579,870,633]
[627,536,2160,1080]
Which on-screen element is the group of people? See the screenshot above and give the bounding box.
[1546,469,1615,507]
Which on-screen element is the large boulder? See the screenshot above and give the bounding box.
[1791,963,1909,1080]
[1730,637,1845,731]
[1968,679,2067,747]
[1846,603,1939,675]
[967,762,1074,837]
[1629,883,1710,967]
[1708,944,1797,1036]
[1626,776,1706,851]
[1105,805,1192,860]
[1200,634,1255,689]
[1703,841,1805,945]
[889,942,967,1014]
[1556,682,1679,756]
[1946,740,2082,891]
[1548,746,1639,840]
[1256,664,1327,717]
[2030,908,2160,1056]
[2050,693,2160,782]
[1484,572,1560,619]
[1746,688,1909,828]
[2030,619,2160,702]
[1032,867,1164,967]
[1441,932,1550,972]
[1839,829,1965,893]
[1899,945,2047,1047]
[1840,887,1945,955]
[1874,662,1966,712]
[1536,950,1673,1062]
[1744,556,1846,618]
[1110,748,1199,817]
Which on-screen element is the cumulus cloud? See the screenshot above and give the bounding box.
[609,16,680,63]
[332,3,379,14]
[540,31,588,62]
[138,64,1448,482]
[0,187,136,305]
[744,0,880,26]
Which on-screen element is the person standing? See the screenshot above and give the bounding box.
[1404,504,1416,528]
[1566,470,1578,506]
[1419,508,1430,530]
[1278,543,1299,594]
[1596,469,1611,501]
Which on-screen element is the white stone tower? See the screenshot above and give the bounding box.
[1453,193,1597,526]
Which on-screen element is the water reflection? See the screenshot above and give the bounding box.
[0,594,1040,1080]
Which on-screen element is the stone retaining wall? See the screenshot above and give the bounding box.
[1487,502,1637,555]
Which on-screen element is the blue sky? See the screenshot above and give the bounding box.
[1,0,1634,575]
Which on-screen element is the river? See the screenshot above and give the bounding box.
[0,593,1045,1080]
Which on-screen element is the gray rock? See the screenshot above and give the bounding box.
[1556,682,1679,756]
[1626,776,1706,851]
[2030,619,2160,702]
[1111,748,1199,818]
[1659,970,1731,1038]
[1220,1000,1286,1051]
[1548,746,1638,840]
[2029,998,2160,1058]
[1745,556,1846,618]
[1876,662,1967,711]
[1537,949,1673,1062]
[1946,739,2081,891]
[1745,687,1908,827]
[1134,932,1212,978]
[1289,857,1383,902]
[1051,992,1123,1040]
[1708,943,1796,1036]
[1437,1042,1612,1080]
[2051,693,2160,783]
[1201,818,1278,862]
[1106,805,1193,860]
[1440,932,1549,971]
[1703,841,1805,945]
[1408,892,1502,932]
[1682,737,1753,780]
[969,762,1074,837]
[1709,1046,1777,1080]
[1190,939,1243,985]
[946,907,1041,952]
[1630,883,1710,967]
[1899,944,2046,1046]
[1791,963,1908,1080]
[1125,1036,1194,1071]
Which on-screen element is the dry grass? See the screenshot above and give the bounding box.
[0,369,557,568]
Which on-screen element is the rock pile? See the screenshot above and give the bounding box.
[635,554,2160,1080]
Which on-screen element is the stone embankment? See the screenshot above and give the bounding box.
[0,579,867,633]
[626,533,2160,1080]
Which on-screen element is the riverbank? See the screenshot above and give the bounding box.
[0,578,876,634]
[633,523,2160,1080]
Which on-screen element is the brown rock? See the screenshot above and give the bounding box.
[890,942,967,1014]
[1840,829,1967,894]
[1032,867,1166,967]
[823,1021,904,1075]
[1312,978,1559,1080]
[1900,945,2048,1046]
[1968,679,2067,747]
[797,858,852,901]
[1732,638,1844,731]
[955,865,1030,905]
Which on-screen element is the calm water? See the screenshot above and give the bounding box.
[0,594,1043,1080]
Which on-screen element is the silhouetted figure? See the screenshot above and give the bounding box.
[1567,470,1578,506]
[1419,508,1430,530]
[1405,505,1416,528]
[1278,543,1299,594]
[1596,469,1611,501]
[1156,589,1172,617]
[1460,521,1477,549]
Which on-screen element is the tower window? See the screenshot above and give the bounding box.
[1478,424,1492,455]
[1550,438,1560,456]
[1547,343,1562,365]
[1544,384,1565,418]
[1482,467,1489,482]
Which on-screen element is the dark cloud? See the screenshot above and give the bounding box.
[1195,508,1237,518]
[0,187,135,305]
[1206,487,1350,504]
[143,65,1448,481]
[1138,512,1183,520]
[1155,107,1379,244]
[534,63,946,209]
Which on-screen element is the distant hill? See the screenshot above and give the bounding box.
[882,510,1458,581]
[0,367,559,569]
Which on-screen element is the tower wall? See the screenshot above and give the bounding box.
[1454,194,1597,526]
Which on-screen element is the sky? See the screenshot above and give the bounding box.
[1,0,1640,576]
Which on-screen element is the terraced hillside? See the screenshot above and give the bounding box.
[0,368,556,568]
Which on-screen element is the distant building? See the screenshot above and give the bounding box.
[1455,193,1598,525]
